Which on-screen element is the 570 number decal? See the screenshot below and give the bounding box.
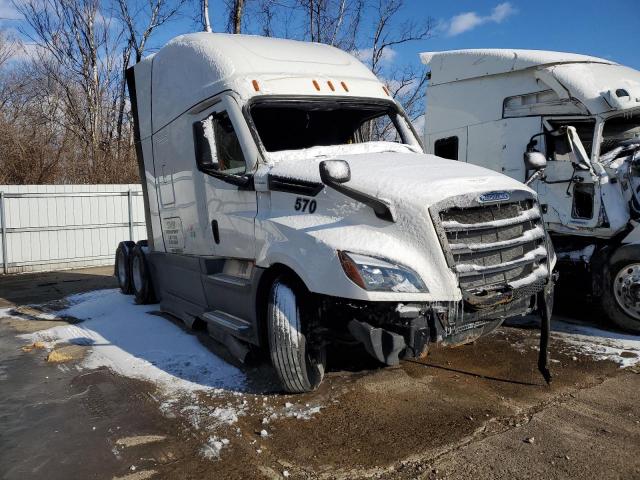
[294,197,317,213]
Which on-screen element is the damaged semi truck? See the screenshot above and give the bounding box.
[422,49,640,334]
[117,34,556,393]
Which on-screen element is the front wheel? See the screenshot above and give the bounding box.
[602,257,640,333]
[267,277,326,393]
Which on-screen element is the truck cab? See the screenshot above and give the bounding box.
[119,35,555,393]
[422,49,640,333]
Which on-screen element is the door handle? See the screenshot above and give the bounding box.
[211,220,220,244]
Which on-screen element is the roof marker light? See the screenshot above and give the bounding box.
[252,80,260,91]
[341,81,349,92]
[382,85,389,96]
[312,80,321,91]
[327,80,335,92]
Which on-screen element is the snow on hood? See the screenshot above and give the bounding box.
[268,143,532,207]
[266,141,422,163]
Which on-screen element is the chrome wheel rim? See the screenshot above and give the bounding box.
[132,255,144,292]
[117,251,127,286]
[613,263,640,321]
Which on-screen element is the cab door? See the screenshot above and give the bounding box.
[191,96,258,259]
[534,118,601,230]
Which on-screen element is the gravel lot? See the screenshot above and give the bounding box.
[1,267,639,480]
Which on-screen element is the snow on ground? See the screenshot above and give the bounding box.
[3,289,246,394]
[1,288,325,459]
[509,315,640,367]
[550,317,640,368]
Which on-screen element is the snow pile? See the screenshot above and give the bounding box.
[6,289,246,393]
[551,318,640,368]
[200,436,230,460]
[260,402,323,424]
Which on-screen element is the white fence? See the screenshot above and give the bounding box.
[0,184,146,274]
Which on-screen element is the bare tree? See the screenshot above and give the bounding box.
[295,0,363,50]
[203,0,212,31]
[16,0,122,181]
[366,0,432,75]
[0,30,15,69]
[115,0,188,154]
[1,0,433,185]
[228,0,245,33]
[118,0,187,64]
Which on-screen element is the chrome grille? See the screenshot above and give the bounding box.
[431,194,549,293]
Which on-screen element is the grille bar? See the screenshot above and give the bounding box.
[441,206,541,232]
[455,245,547,277]
[449,225,545,254]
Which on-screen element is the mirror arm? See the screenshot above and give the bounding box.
[527,132,545,152]
[321,177,395,222]
[525,168,545,186]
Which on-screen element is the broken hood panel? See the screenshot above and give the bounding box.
[268,149,533,208]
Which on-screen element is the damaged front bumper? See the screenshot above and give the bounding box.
[333,273,556,383]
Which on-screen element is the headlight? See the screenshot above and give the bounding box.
[338,251,428,293]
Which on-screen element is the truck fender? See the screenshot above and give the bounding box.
[621,221,640,245]
[257,251,317,294]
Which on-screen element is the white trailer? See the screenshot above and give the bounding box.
[118,34,556,392]
[422,49,640,333]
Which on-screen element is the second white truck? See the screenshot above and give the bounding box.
[423,49,640,333]
[116,34,556,392]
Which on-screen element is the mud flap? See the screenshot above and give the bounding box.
[537,281,554,384]
[348,320,406,366]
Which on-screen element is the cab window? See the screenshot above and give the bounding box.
[194,111,246,175]
[545,120,595,161]
[434,136,458,160]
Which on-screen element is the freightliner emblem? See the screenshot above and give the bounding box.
[478,191,510,203]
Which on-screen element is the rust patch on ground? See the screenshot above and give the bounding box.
[46,344,87,363]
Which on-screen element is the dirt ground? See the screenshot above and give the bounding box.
[1,267,639,480]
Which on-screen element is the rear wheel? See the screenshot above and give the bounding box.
[131,244,157,304]
[602,256,640,333]
[267,277,326,393]
[115,241,136,294]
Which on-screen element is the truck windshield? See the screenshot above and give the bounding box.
[248,99,416,152]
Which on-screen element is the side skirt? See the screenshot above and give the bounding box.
[148,252,264,346]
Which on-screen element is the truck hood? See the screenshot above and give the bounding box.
[268,149,533,208]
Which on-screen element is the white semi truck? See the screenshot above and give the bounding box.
[422,49,640,334]
[116,34,556,393]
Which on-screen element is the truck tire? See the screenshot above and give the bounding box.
[267,277,326,393]
[602,253,640,333]
[115,241,136,294]
[131,244,157,304]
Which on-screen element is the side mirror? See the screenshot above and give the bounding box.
[523,138,547,171]
[524,150,547,171]
[319,159,351,184]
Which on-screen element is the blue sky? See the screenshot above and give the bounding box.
[399,0,640,70]
[147,0,640,71]
[1,0,638,70]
